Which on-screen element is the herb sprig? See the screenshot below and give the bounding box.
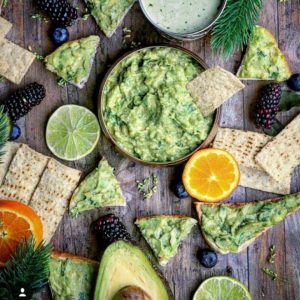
[211,0,263,57]
[137,174,158,200]
[0,105,11,163]
[0,237,52,300]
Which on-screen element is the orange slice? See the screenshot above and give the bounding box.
[0,200,43,266]
[183,149,240,203]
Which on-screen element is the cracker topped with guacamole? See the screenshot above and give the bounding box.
[45,35,100,88]
[85,0,135,37]
[102,47,214,163]
[237,26,291,82]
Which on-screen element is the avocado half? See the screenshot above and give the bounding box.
[94,241,173,300]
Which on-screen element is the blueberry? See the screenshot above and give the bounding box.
[9,124,21,140]
[172,180,189,199]
[287,73,300,91]
[50,27,69,45]
[198,249,218,268]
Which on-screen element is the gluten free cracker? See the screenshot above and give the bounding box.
[255,114,300,182]
[213,127,291,195]
[0,144,49,204]
[29,159,81,242]
[0,38,35,84]
[0,17,12,37]
[187,66,245,116]
[0,142,20,184]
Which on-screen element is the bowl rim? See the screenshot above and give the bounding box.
[98,44,221,167]
[138,0,228,37]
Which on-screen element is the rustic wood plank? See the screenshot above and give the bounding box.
[0,1,299,300]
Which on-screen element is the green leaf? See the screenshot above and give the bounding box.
[263,119,284,136]
[279,90,300,112]
[211,0,263,57]
[0,237,52,300]
[0,105,11,163]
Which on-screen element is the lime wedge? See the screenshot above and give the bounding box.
[46,105,100,161]
[193,276,252,300]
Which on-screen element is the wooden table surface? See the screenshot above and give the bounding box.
[1,1,300,299]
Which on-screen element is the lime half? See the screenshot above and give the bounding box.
[193,276,252,300]
[46,105,100,161]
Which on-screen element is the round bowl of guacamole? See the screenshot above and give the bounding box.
[98,45,220,166]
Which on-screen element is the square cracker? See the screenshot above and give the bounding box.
[0,142,20,184]
[239,166,290,195]
[30,159,81,243]
[0,38,35,84]
[188,66,245,116]
[0,144,49,204]
[213,128,271,170]
[255,114,300,182]
[213,127,291,194]
[0,17,12,37]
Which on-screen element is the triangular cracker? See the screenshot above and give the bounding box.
[135,215,197,266]
[195,193,300,254]
[69,158,126,217]
[237,26,292,82]
[45,35,99,88]
[188,67,244,116]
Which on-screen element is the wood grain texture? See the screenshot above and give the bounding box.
[1,1,300,300]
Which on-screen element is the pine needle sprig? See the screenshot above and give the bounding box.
[211,0,263,57]
[0,105,11,163]
[0,237,52,300]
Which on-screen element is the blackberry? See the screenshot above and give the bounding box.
[254,83,282,129]
[93,214,131,245]
[36,0,78,27]
[3,83,46,123]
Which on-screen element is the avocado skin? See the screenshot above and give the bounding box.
[94,241,173,300]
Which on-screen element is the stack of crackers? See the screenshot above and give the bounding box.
[0,17,35,84]
[0,143,82,242]
[213,113,300,195]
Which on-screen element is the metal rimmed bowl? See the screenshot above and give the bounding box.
[98,45,221,167]
[139,0,227,41]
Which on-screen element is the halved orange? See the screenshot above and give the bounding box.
[183,149,240,202]
[0,200,43,266]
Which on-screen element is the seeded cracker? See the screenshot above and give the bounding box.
[187,66,245,116]
[213,128,291,194]
[0,142,20,184]
[255,114,300,182]
[0,38,35,84]
[0,144,49,204]
[30,159,81,242]
[0,17,12,37]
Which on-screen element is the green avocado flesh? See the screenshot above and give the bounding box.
[135,216,197,266]
[239,26,291,82]
[45,35,99,85]
[103,47,213,162]
[86,0,134,36]
[200,193,300,254]
[94,241,171,300]
[69,159,125,217]
[49,255,98,300]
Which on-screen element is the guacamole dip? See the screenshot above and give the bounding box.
[103,47,213,162]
